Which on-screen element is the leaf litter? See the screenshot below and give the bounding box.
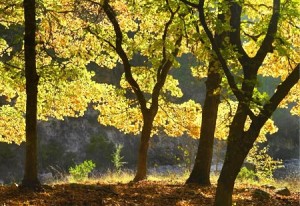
[0,181,299,205]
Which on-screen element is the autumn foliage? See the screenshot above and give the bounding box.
[0,0,299,205]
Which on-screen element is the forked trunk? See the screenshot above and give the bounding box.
[215,64,300,205]
[133,114,154,182]
[186,59,221,185]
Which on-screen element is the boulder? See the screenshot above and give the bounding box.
[275,187,291,196]
[252,189,270,200]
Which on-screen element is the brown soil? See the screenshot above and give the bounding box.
[0,181,299,205]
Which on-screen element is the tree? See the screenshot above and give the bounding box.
[185,55,222,185]
[187,0,300,205]
[185,3,226,185]
[102,0,185,181]
[80,0,201,181]
[21,0,41,189]
[0,0,104,187]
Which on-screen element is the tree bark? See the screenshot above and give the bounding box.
[215,136,250,206]
[185,3,226,185]
[186,59,221,185]
[133,112,154,182]
[213,99,250,205]
[21,0,41,189]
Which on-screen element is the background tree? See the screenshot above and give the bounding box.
[184,1,226,185]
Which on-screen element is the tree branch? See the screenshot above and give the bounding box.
[253,0,280,67]
[85,26,116,50]
[159,1,180,80]
[258,63,299,122]
[246,63,299,142]
[229,1,250,65]
[180,0,198,8]
[101,0,148,111]
[152,3,183,113]
[241,30,263,42]
[196,0,255,119]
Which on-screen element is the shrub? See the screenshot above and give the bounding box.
[112,144,126,174]
[237,167,257,181]
[247,145,283,180]
[69,160,95,181]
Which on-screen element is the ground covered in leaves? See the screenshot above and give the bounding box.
[0,181,299,205]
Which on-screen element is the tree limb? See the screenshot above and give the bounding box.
[180,0,198,8]
[101,0,148,112]
[229,1,250,65]
[258,63,299,122]
[253,0,280,67]
[152,3,183,113]
[159,1,180,80]
[197,0,256,119]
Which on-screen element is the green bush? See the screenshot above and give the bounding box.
[247,145,283,180]
[69,160,96,181]
[237,167,257,181]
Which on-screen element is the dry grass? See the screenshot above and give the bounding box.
[49,170,299,192]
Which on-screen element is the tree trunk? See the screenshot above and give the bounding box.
[214,139,249,206]
[214,104,257,206]
[186,59,221,185]
[215,63,299,206]
[133,113,154,182]
[21,0,41,189]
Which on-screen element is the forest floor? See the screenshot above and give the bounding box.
[0,180,299,206]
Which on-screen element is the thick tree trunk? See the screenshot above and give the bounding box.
[214,103,257,206]
[215,139,249,206]
[133,113,154,182]
[186,59,221,185]
[21,0,41,189]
